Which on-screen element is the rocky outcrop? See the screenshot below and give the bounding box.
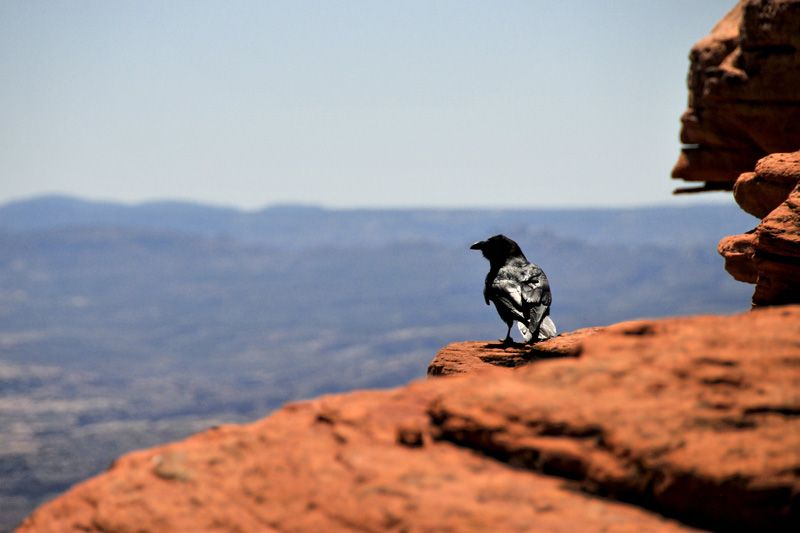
[749,180,800,304]
[718,152,800,305]
[17,306,800,533]
[671,0,800,306]
[671,0,800,192]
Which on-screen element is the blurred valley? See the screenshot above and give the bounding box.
[0,196,755,530]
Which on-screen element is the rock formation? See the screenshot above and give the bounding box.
[672,0,800,192]
[733,151,800,219]
[16,306,800,532]
[718,155,800,305]
[671,0,800,306]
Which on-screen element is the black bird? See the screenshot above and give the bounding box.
[470,234,556,345]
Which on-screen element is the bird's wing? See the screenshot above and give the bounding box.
[518,262,551,307]
[492,260,553,336]
[489,266,529,322]
[494,261,550,303]
[517,262,552,338]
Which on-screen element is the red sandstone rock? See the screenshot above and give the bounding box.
[15,384,698,533]
[429,309,800,531]
[718,231,758,283]
[672,0,800,192]
[734,152,800,219]
[720,156,800,305]
[427,327,604,377]
[751,182,800,305]
[680,1,800,306]
[17,307,800,533]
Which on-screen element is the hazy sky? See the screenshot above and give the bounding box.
[1,1,738,209]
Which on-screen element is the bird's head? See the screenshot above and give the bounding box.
[470,234,525,265]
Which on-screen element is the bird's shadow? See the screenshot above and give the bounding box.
[482,341,528,350]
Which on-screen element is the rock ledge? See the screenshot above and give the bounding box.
[17,306,800,533]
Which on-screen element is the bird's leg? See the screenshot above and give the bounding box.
[501,322,514,346]
[526,325,541,345]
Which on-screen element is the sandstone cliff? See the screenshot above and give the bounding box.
[671,0,800,306]
[16,306,800,532]
[672,0,800,192]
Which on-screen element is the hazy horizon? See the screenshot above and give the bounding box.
[1,190,738,213]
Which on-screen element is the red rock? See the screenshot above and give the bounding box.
[17,307,800,533]
[672,0,800,191]
[427,327,603,377]
[751,182,800,305]
[15,385,697,533]
[734,152,800,219]
[718,231,758,283]
[429,308,800,532]
[720,170,800,305]
[676,1,800,306]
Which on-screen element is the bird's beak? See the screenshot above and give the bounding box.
[470,241,484,250]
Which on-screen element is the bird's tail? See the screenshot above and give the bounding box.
[518,316,557,343]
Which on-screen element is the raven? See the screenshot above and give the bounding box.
[470,234,556,345]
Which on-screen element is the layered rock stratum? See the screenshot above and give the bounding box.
[16,306,800,532]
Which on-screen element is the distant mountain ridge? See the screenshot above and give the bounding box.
[0,195,756,249]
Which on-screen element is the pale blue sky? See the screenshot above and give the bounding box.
[1,1,737,209]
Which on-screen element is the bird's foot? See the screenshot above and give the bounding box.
[500,336,515,347]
